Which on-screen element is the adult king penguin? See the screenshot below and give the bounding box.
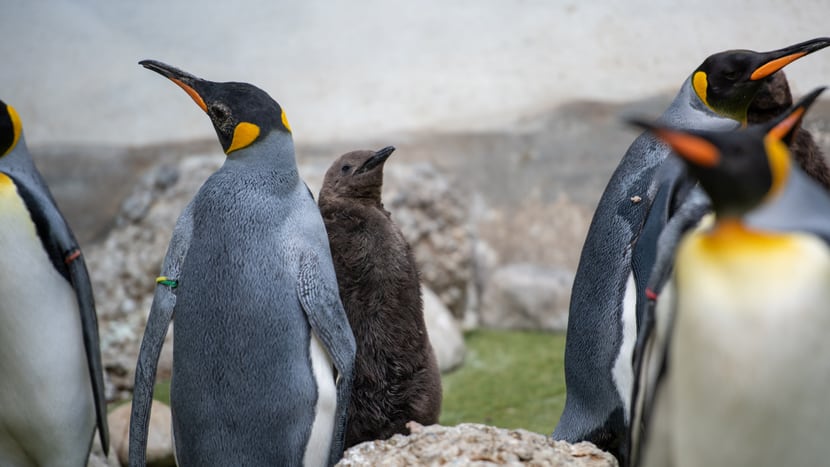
[318,147,443,448]
[630,87,830,467]
[554,37,830,461]
[0,100,109,465]
[128,61,356,467]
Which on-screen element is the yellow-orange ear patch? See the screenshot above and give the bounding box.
[281,109,292,134]
[171,78,208,112]
[657,129,720,167]
[693,71,709,107]
[750,52,806,80]
[3,104,22,157]
[227,122,261,154]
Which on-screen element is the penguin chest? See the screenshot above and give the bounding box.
[669,230,830,465]
[0,174,94,462]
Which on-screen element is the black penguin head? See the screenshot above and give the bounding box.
[0,100,22,158]
[630,87,825,219]
[692,37,830,123]
[320,146,395,201]
[139,60,292,155]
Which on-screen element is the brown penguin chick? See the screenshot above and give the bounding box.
[748,70,830,190]
[318,146,442,448]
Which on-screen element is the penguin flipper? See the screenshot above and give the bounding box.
[297,251,356,466]
[129,203,194,467]
[65,253,110,454]
[9,173,111,454]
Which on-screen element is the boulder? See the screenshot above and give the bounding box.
[480,263,574,332]
[108,400,176,467]
[422,286,465,373]
[337,422,618,466]
[86,430,120,467]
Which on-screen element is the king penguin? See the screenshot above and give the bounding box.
[128,60,356,467]
[318,147,443,448]
[0,100,109,465]
[629,86,830,467]
[554,37,830,462]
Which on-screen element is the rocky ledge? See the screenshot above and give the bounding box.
[337,422,618,467]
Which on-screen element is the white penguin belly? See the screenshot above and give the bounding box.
[0,176,95,466]
[303,332,337,467]
[669,232,830,467]
[612,272,637,421]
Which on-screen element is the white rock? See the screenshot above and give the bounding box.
[480,263,574,331]
[108,400,176,467]
[337,422,618,466]
[422,286,465,373]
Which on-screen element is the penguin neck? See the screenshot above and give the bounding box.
[221,131,300,187]
[659,76,742,132]
[0,133,42,182]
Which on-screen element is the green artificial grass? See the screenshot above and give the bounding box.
[153,380,171,405]
[438,329,567,435]
[148,329,568,436]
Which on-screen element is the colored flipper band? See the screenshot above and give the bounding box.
[64,249,82,264]
[156,276,178,289]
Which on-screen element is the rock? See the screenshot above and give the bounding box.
[386,163,477,321]
[422,286,465,373]
[337,422,618,466]
[86,429,120,467]
[109,400,176,467]
[480,263,574,332]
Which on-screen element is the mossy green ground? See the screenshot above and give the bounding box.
[438,329,566,434]
[148,329,567,435]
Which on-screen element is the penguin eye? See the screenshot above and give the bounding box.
[723,70,741,81]
[210,104,231,124]
[341,165,351,174]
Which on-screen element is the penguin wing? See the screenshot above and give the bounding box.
[297,250,356,465]
[632,156,700,328]
[129,202,194,467]
[6,172,111,453]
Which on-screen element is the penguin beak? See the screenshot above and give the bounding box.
[354,146,395,175]
[750,37,830,81]
[139,59,209,112]
[766,86,826,143]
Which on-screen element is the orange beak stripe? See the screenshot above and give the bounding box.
[657,129,720,167]
[171,78,208,112]
[750,52,807,80]
[768,107,805,141]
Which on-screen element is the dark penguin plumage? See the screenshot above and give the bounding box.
[129,60,355,467]
[0,100,109,466]
[630,88,830,467]
[318,146,442,448]
[554,37,830,464]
